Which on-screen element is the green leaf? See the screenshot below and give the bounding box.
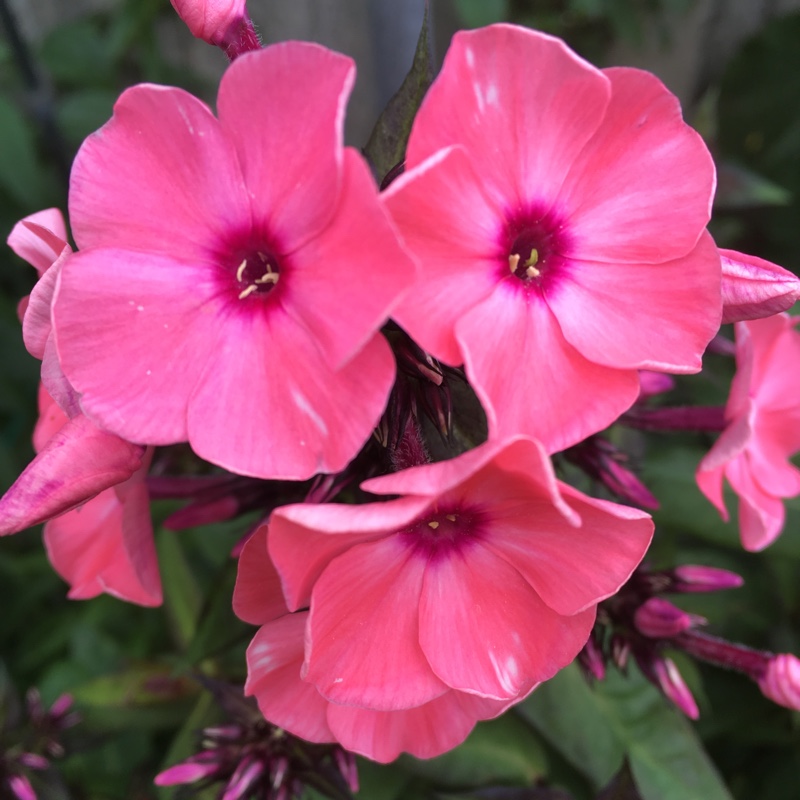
[520,664,625,788]
[57,90,117,147]
[364,3,434,183]
[157,528,202,650]
[597,668,734,800]
[354,759,414,800]
[0,96,49,207]
[402,714,547,788]
[39,18,114,88]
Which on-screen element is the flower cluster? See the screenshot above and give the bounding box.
[3,3,800,775]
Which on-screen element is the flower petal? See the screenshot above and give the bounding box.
[233,524,290,625]
[326,690,506,764]
[383,146,506,365]
[53,248,223,444]
[305,537,447,710]
[284,149,417,368]
[560,67,714,264]
[550,232,721,371]
[485,484,653,616]
[269,496,429,611]
[0,415,145,535]
[217,43,353,252]
[406,24,610,211]
[7,209,68,274]
[726,455,786,551]
[70,84,248,255]
[419,544,595,699]
[187,309,395,480]
[245,613,335,743]
[458,287,640,452]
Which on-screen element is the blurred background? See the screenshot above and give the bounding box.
[1,1,799,798]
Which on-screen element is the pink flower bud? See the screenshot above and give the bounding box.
[7,775,36,800]
[637,370,675,400]
[720,249,800,324]
[634,598,698,639]
[758,654,800,711]
[155,753,220,786]
[169,0,259,58]
[221,755,264,800]
[18,753,49,771]
[652,657,699,719]
[671,565,744,593]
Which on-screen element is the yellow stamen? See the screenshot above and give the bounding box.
[236,259,248,282]
[238,284,259,300]
[446,514,457,522]
[428,521,440,530]
[254,272,280,285]
[508,253,520,274]
[525,265,541,278]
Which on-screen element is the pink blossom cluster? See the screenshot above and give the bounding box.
[3,13,800,765]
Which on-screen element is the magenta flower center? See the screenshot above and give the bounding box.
[400,506,486,559]
[502,204,572,289]
[233,250,281,300]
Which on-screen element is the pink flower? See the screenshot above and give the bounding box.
[52,43,415,480]
[383,24,721,452]
[236,438,653,761]
[1,386,161,606]
[696,314,800,550]
[720,248,800,324]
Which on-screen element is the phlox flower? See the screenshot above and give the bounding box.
[235,437,653,762]
[51,42,415,480]
[696,314,800,550]
[383,24,721,452]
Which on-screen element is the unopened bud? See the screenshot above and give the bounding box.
[578,630,606,680]
[671,565,744,593]
[634,598,701,639]
[758,654,800,711]
[652,657,699,719]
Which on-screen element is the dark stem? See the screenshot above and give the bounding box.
[622,405,728,433]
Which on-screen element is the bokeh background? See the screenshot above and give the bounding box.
[1,1,799,798]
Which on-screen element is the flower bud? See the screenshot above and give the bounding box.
[169,0,259,58]
[758,654,800,711]
[720,249,800,324]
[652,657,699,719]
[670,565,744,593]
[634,598,699,639]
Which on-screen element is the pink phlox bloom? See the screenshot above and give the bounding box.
[234,526,510,763]
[170,0,247,46]
[720,248,800,324]
[242,437,653,761]
[758,654,800,711]
[54,43,416,480]
[383,24,721,453]
[7,209,80,416]
[696,314,800,550]
[1,386,161,605]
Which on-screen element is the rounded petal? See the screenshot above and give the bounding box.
[406,24,610,211]
[217,43,353,252]
[305,537,447,710]
[69,84,248,255]
[748,315,800,412]
[326,690,505,763]
[53,249,223,444]
[550,232,721,371]
[7,209,68,275]
[419,544,595,699]
[22,248,70,360]
[485,484,653,616]
[269,496,430,611]
[695,461,729,521]
[383,146,506,365]
[32,383,68,453]
[458,287,640,452]
[284,149,417,368]
[233,524,289,625]
[245,614,335,743]
[559,67,715,264]
[726,455,786,551]
[187,310,395,480]
[170,0,246,43]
